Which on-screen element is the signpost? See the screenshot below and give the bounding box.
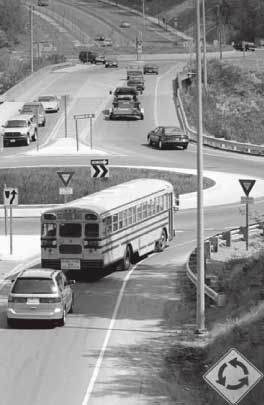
[62,95,68,138]
[3,187,18,255]
[90,159,109,178]
[57,171,74,203]
[239,179,256,250]
[73,113,95,151]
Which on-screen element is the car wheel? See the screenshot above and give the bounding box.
[58,307,66,326]
[25,134,30,146]
[155,230,167,252]
[158,140,163,150]
[147,136,153,146]
[140,113,144,120]
[7,318,15,328]
[182,144,188,150]
[42,118,46,127]
[32,130,37,142]
[69,296,74,314]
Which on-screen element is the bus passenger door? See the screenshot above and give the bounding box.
[168,193,174,239]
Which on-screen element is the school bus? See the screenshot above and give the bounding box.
[41,179,175,273]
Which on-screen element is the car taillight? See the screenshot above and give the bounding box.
[39,297,61,303]
[8,296,27,303]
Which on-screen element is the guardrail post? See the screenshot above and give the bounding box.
[204,240,211,259]
[223,230,231,247]
[210,236,219,252]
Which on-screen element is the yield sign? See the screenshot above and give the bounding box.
[239,179,256,196]
[57,171,74,187]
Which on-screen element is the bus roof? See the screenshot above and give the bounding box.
[44,179,173,216]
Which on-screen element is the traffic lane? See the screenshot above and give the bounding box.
[78,234,194,405]
[58,0,177,52]
[0,271,131,405]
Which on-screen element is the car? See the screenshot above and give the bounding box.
[20,101,46,126]
[143,63,159,74]
[95,34,105,41]
[127,77,144,93]
[111,86,138,99]
[102,38,113,47]
[7,268,75,327]
[147,126,189,150]
[79,50,97,64]
[105,58,118,68]
[38,95,60,112]
[3,114,37,146]
[120,21,131,28]
[95,54,105,64]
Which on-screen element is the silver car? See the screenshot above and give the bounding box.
[7,268,75,327]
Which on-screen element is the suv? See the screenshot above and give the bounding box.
[7,268,75,327]
[20,102,46,126]
[3,114,37,146]
[79,50,97,64]
[95,54,105,64]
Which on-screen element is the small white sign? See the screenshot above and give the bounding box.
[3,188,18,206]
[203,348,263,404]
[241,196,254,204]
[59,187,73,195]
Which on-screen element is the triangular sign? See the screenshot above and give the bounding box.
[239,179,256,196]
[57,171,74,187]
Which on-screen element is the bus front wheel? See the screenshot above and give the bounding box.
[155,230,167,252]
[120,245,132,271]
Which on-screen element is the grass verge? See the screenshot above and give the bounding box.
[0,166,214,204]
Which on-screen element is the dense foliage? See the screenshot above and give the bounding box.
[181,58,264,145]
[0,0,26,46]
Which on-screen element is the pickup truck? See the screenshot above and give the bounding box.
[127,77,144,94]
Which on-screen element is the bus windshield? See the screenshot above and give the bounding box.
[59,223,81,237]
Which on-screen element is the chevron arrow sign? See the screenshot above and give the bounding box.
[91,159,109,178]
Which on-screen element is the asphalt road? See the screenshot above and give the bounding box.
[0,3,264,405]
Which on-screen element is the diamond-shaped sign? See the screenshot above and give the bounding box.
[57,171,74,187]
[239,179,256,196]
[203,348,263,404]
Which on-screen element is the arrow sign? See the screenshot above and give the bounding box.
[239,179,256,196]
[57,171,74,187]
[91,159,109,178]
[3,188,18,206]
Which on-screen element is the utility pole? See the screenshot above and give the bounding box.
[195,0,206,334]
[202,0,207,90]
[142,0,146,28]
[29,5,34,73]
[216,4,222,61]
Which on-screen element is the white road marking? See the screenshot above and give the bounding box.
[81,257,147,404]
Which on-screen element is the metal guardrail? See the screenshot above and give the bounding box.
[177,87,264,157]
[186,222,263,306]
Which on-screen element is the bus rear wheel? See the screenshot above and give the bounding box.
[120,245,132,271]
[155,230,167,252]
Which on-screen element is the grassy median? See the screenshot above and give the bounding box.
[0,166,214,204]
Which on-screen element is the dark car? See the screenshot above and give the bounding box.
[143,63,159,74]
[111,87,138,99]
[95,35,105,41]
[147,126,189,150]
[79,50,97,64]
[105,59,118,68]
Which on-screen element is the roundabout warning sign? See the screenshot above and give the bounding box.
[203,348,263,404]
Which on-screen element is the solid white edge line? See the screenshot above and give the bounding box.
[81,261,138,405]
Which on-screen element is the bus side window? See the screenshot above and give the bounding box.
[127,207,133,225]
[132,206,137,223]
[142,202,147,219]
[105,216,112,234]
[123,209,128,228]
[119,211,123,229]
[113,214,118,232]
[137,203,142,221]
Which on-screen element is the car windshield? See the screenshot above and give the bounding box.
[12,278,58,294]
[22,106,34,112]
[6,120,27,128]
[39,96,54,102]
